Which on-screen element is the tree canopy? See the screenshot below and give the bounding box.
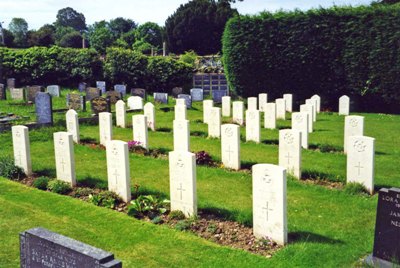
[8,18,29,47]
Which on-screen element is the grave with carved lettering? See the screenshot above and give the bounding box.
[177,94,192,108]
[116,100,126,128]
[91,97,110,115]
[10,88,24,100]
[259,93,268,111]
[106,140,131,202]
[279,129,301,179]
[292,112,309,149]
[106,91,122,104]
[96,81,106,94]
[347,135,374,194]
[12,125,32,176]
[276,98,286,120]
[20,227,122,268]
[264,103,276,129]
[154,92,168,104]
[114,84,127,97]
[67,94,86,111]
[54,132,76,186]
[247,97,258,111]
[86,87,101,101]
[190,88,203,102]
[208,107,221,138]
[246,110,260,143]
[344,115,364,154]
[144,102,155,131]
[169,150,197,217]
[283,94,293,112]
[27,86,44,103]
[35,92,53,124]
[66,109,80,143]
[132,114,148,150]
[221,124,240,170]
[339,95,350,115]
[47,85,60,97]
[222,96,231,117]
[232,101,244,126]
[99,112,112,146]
[174,119,190,151]
[203,100,213,124]
[252,163,287,246]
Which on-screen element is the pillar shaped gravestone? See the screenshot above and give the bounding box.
[279,129,301,179]
[127,96,143,110]
[175,104,187,120]
[176,98,185,106]
[99,112,112,146]
[339,95,350,115]
[106,140,131,202]
[252,163,287,246]
[246,110,261,143]
[132,115,148,150]
[247,97,258,111]
[12,126,32,176]
[203,100,213,124]
[169,151,197,217]
[173,120,190,151]
[221,124,240,170]
[283,94,293,112]
[311,94,321,113]
[115,100,126,128]
[347,135,375,194]
[276,98,286,120]
[292,112,309,149]
[300,104,314,133]
[232,101,244,126]
[208,107,221,138]
[258,93,268,111]
[53,132,76,186]
[305,99,317,122]
[144,102,155,131]
[66,109,79,143]
[344,115,364,154]
[222,96,231,117]
[264,103,276,129]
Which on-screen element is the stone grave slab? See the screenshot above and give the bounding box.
[53,132,76,186]
[12,125,32,176]
[279,129,301,179]
[344,115,364,154]
[106,91,122,104]
[208,107,221,138]
[212,90,227,103]
[222,96,231,117]
[99,112,112,146]
[27,86,45,103]
[47,85,60,97]
[203,100,213,124]
[78,82,87,92]
[247,97,258,111]
[292,112,309,149]
[127,96,143,110]
[172,87,183,98]
[221,124,240,170]
[154,92,168,104]
[177,94,192,108]
[246,110,261,143]
[131,88,146,99]
[91,97,110,115]
[259,93,268,111]
[276,98,286,120]
[10,88,25,100]
[67,94,86,111]
[264,103,276,129]
[232,101,244,126]
[144,102,155,131]
[116,100,126,128]
[190,88,203,102]
[96,81,106,94]
[86,87,101,101]
[66,109,80,143]
[132,115,148,150]
[35,92,53,124]
[114,84,126,97]
[7,78,16,89]
[339,95,350,115]
[173,119,190,151]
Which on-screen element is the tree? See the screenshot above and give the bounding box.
[55,7,86,32]
[59,31,82,48]
[27,24,55,47]
[108,17,137,39]
[8,18,29,47]
[88,26,113,54]
[135,22,163,48]
[165,0,238,55]
[2,29,14,47]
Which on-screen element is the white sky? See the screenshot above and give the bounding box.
[0,0,373,30]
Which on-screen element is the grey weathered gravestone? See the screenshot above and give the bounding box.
[222,96,231,117]
[27,86,45,103]
[114,84,127,97]
[66,109,80,143]
[144,102,155,131]
[85,87,101,102]
[153,92,168,104]
[366,188,400,266]
[47,85,60,97]
[35,92,53,124]
[106,91,122,104]
[279,129,301,179]
[232,101,244,126]
[221,124,240,170]
[53,132,76,186]
[173,119,190,151]
[20,227,122,268]
[67,94,86,111]
[212,90,227,103]
[99,112,113,146]
[96,81,106,94]
[0,83,5,100]
[190,88,203,102]
[12,125,32,176]
[91,97,110,115]
[131,88,146,99]
[7,78,16,89]
[172,87,183,98]
[10,88,25,100]
[177,94,192,108]
[78,82,87,92]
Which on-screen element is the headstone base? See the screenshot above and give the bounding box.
[365,254,400,268]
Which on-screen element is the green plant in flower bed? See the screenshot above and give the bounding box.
[168,210,186,221]
[47,180,72,195]
[344,182,369,196]
[89,191,120,209]
[32,176,50,190]
[0,156,25,180]
[127,195,170,219]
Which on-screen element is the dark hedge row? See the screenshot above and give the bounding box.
[222,5,400,113]
[0,46,193,92]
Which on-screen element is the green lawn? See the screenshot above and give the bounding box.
[0,90,399,267]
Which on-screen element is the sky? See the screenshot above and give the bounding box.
[0,0,373,30]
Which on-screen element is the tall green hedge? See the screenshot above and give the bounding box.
[222,5,400,113]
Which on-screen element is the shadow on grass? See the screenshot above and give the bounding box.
[80,137,97,144]
[157,127,172,133]
[313,129,329,132]
[78,176,107,190]
[35,168,56,178]
[289,231,344,244]
[261,139,279,146]
[241,161,258,170]
[302,169,344,183]
[132,186,169,200]
[308,143,343,153]
[200,206,252,227]
[160,107,173,112]
[191,130,207,137]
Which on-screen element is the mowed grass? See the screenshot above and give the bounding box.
[0,90,399,267]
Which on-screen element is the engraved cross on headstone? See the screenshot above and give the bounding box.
[177,183,186,200]
[16,150,22,165]
[113,169,119,185]
[225,146,234,161]
[262,201,273,222]
[285,152,293,165]
[355,162,364,176]
[60,158,66,172]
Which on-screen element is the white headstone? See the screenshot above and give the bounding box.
[258,93,268,111]
[132,115,148,150]
[347,136,375,194]
[176,98,186,106]
[53,132,76,186]
[10,88,24,100]
[12,126,32,176]
[344,115,364,154]
[299,104,314,133]
[264,103,276,129]
[283,94,293,112]
[174,104,187,120]
[203,100,213,124]
[144,102,155,131]
[221,124,240,170]
[127,96,143,110]
[252,163,287,246]
[247,97,258,111]
[208,107,221,138]
[305,99,317,122]
[339,95,350,115]
[115,100,126,128]
[246,110,261,143]
[222,96,231,117]
[232,101,244,126]
[66,109,79,143]
[291,112,309,149]
[279,129,301,179]
[169,151,197,217]
[173,120,190,151]
[311,94,321,113]
[99,112,112,146]
[276,98,286,120]
[106,140,131,202]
